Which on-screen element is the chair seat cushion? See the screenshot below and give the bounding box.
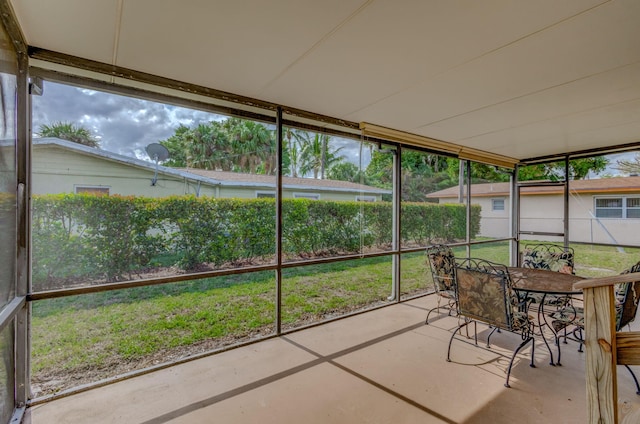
[512,310,533,331]
[549,306,584,333]
[521,248,574,274]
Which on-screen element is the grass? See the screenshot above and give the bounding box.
[30,240,640,395]
[570,243,640,277]
[31,256,401,394]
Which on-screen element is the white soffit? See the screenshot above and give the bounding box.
[10,0,119,63]
[115,0,368,97]
[8,0,640,161]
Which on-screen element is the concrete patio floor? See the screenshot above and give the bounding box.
[25,295,640,423]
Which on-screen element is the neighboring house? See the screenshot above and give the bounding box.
[427,177,640,245]
[29,138,390,201]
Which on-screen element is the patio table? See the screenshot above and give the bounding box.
[507,267,586,366]
[508,267,585,294]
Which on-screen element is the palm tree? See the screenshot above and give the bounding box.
[185,123,231,170]
[224,118,276,174]
[284,127,300,177]
[294,131,344,179]
[37,122,99,147]
[159,125,190,167]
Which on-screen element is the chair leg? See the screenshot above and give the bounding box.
[425,299,454,324]
[624,365,640,395]
[447,321,470,362]
[576,328,584,352]
[425,307,438,324]
[530,336,536,368]
[554,334,561,366]
[486,326,499,348]
[505,337,534,388]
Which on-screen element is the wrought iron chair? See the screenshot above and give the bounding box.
[521,243,575,275]
[425,244,457,324]
[521,243,575,307]
[550,261,640,394]
[447,258,535,388]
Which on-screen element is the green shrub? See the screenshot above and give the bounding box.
[32,194,479,286]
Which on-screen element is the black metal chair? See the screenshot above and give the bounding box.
[551,261,640,394]
[447,258,535,388]
[521,243,575,307]
[521,243,576,275]
[425,244,457,324]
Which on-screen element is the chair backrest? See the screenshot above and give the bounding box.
[454,258,521,332]
[615,261,640,330]
[521,243,575,274]
[426,245,456,294]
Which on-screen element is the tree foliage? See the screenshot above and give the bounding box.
[614,154,640,175]
[159,118,277,174]
[290,130,345,179]
[37,122,100,148]
[517,157,608,181]
[363,148,609,202]
[160,120,346,178]
[159,117,609,191]
[326,162,368,184]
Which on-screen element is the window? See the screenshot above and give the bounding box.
[491,198,505,211]
[627,198,640,218]
[75,185,109,196]
[356,195,376,202]
[293,193,320,200]
[594,197,640,218]
[256,191,275,198]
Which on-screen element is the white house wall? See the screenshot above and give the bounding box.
[441,192,640,246]
[567,192,640,246]
[519,194,565,237]
[33,146,214,198]
[468,197,510,239]
[34,146,383,202]
[522,192,640,246]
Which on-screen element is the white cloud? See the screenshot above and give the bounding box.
[32,81,223,157]
[32,81,371,168]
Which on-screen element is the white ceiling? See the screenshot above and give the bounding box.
[8,0,640,161]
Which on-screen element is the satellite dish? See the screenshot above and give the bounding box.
[146,143,170,162]
[145,143,170,186]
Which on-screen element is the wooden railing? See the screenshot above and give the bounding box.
[574,272,640,424]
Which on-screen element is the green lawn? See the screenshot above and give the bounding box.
[30,240,640,395]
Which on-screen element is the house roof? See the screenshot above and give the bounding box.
[181,169,390,194]
[33,138,389,195]
[427,176,640,199]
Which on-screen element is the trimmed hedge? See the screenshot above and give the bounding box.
[32,194,480,287]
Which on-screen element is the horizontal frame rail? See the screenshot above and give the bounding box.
[567,240,640,251]
[28,250,396,301]
[518,231,565,237]
[30,237,518,303]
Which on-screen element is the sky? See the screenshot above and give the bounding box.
[31,81,370,168]
[32,81,223,160]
